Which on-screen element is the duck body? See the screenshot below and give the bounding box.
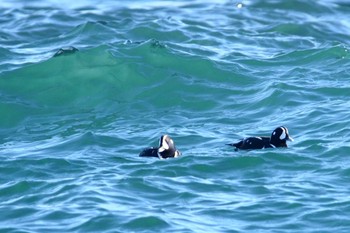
[229,136,276,150]
[228,126,293,150]
[139,147,159,157]
[139,135,181,159]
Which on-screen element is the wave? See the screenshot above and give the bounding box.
[0,39,235,127]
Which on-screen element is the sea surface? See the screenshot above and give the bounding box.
[1,0,350,232]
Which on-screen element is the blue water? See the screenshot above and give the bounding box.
[1,0,350,232]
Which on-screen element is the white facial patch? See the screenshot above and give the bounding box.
[158,147,165,152]
[279,127,287,140]
[158,137,169,152]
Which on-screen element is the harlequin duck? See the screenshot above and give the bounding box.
[227,126,293,150]
[139,135,181,159]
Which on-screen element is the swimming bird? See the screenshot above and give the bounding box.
[53,46,79,57]
[139,135,181,159]
[227,126,293,150]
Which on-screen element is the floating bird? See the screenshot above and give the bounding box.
[227,126,293,150]
[139,135,181,159]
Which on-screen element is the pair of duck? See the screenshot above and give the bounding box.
[140,126,294,159]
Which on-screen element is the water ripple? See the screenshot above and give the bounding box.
[1,0,350,232]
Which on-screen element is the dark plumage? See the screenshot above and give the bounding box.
[139,135,181,159]
[227,126,293,150]
[53,46,79,57]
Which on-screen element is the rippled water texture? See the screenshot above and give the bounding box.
[1,0,350,232]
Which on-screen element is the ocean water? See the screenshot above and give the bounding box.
[1,0,350,232]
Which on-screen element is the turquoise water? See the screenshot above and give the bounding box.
[1,0,350,232]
